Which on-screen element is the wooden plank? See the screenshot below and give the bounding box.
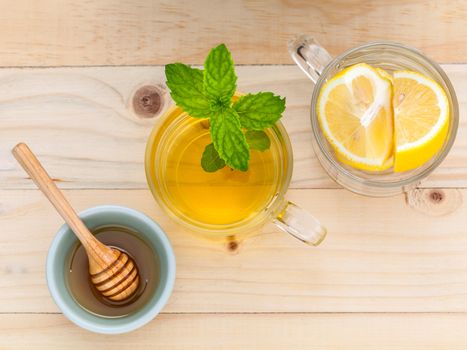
[0,1,466,66]
[0,65,466,190]
[1,313,467,349]
[1,188,467,313]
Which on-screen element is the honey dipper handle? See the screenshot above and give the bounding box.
[11,143,108,256]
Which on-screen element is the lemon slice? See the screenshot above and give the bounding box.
[376,67,393,83]
[317,63,394,171]
[393,70,449,172]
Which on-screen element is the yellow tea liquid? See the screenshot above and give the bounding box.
[148,112,286,226]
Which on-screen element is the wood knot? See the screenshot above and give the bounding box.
[429,190,444,203]
[132,85,164,118]
[228,241,238,251]
[406,188,462,216]
[226,236,240,253]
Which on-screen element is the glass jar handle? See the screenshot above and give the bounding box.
[273,201,327,246]
[288,35,333,83]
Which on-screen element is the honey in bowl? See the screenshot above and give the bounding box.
[66,226,160,318]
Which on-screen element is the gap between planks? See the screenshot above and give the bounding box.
[3,311,467,315]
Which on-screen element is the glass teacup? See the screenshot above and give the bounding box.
[145,95,326,246]
[289,35,459,196]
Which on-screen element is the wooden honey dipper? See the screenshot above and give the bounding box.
[12,143,140,302]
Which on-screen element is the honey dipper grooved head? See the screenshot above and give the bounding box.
[90,249,140,301]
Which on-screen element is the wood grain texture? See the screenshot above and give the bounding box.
[0,0,466,66]
[1,313,467,349]
[1,188,467,313]
[1,2,466,347]
[0,65,466,190]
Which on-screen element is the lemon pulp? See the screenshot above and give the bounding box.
[317,63,449,173]
[317,63,393,171]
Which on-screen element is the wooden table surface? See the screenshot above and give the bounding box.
[1,1,467,349]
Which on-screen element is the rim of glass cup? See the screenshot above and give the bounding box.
[310,41,459,193]
[144,106,294,236]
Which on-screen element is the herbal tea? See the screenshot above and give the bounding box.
[149,114,285,226]
[66,226,160,318]
[145,43,325,245]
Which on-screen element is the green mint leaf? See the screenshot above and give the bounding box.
[204,44,237,107]
[245,130,271,152]
[201,143,226,172]
[210,108,249,171]
[233,92,286,130]
[165,63,211,118]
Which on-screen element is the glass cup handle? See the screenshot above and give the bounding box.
[273,201,327,246]
[288,35,333,84]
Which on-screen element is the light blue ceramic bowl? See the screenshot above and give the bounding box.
[46,205,176,334]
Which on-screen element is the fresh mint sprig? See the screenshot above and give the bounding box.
[210,108,250,171]
[165,44,286,172]
[165,64,211,118]
[245,130,271,151]
[200,143,225,172]
[204,44,237,106]
[234,92,286,129]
